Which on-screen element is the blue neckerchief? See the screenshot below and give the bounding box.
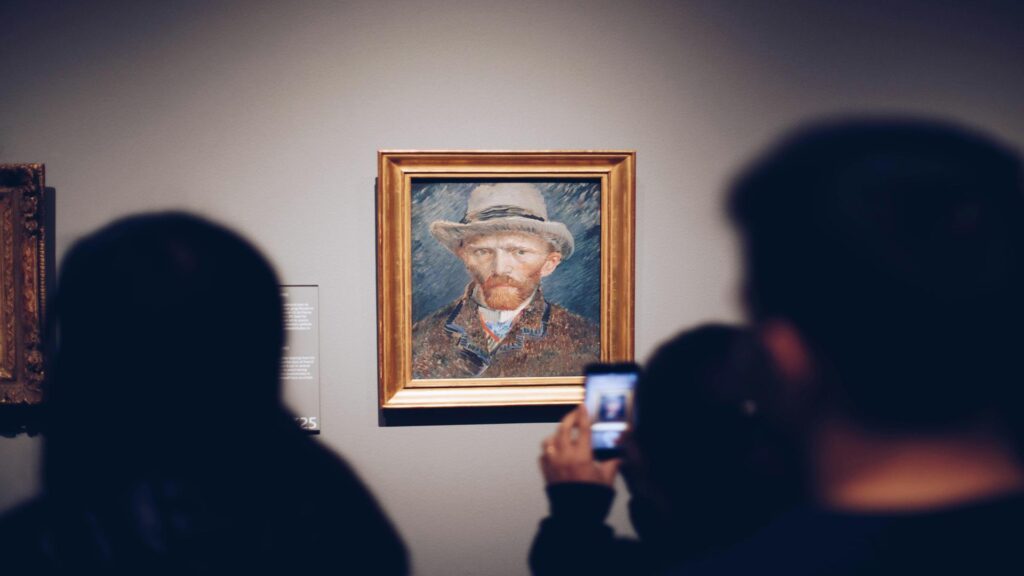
[485,319,514,340]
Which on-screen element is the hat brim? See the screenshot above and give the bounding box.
[429,217,575,260]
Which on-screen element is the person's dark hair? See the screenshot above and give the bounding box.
[45,212,287,494]
[632,324,801,558]
[20,212,409,575]
[729,118,1024,430]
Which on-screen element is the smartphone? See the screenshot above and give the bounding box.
[583,362,640,460]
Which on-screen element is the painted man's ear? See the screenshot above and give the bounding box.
[539,252,562,278]
[760,319,814,385]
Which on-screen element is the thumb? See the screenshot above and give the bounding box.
[577,405,593,453]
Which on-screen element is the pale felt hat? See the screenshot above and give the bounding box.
[429,183,575,259]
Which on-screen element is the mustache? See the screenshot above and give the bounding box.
[482,275,531,291]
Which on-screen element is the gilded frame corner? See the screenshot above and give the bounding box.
[377,151,635,409]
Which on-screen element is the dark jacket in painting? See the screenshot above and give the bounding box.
[412,285,599,379]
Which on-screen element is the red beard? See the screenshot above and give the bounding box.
[480,275,536,310]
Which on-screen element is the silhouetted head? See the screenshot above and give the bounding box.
[632,324,801,558]
[45,213,285,494]
[729,118,1024,431]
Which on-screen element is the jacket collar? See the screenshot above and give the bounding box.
[443,283,551,358]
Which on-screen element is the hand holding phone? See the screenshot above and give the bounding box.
[539,406,620,486]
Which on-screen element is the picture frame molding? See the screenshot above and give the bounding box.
[0,163,51,413]
[377,151,635,409]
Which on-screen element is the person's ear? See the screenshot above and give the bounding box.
[759,319,814,386]
[539,252,562,277]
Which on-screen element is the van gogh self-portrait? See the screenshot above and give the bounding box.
[410,181,600,379]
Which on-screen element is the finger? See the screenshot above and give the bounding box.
[575,407,593,454]
[577,403,591,425]
[555,407,579,451]
[541,437,557,460]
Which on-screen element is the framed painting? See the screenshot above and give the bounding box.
[0,164,53,432]
[377,151,634,409]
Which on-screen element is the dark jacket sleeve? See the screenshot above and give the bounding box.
[529,483,655,576]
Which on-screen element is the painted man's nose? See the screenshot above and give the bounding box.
[494,251,514,274]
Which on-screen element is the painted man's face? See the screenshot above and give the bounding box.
[458,231,562,310]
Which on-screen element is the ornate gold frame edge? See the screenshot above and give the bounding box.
[376,151,635,409]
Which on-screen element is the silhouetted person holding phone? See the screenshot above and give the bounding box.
[668,119,1024,574]
[0,213,408,575]
[529,325,803,576]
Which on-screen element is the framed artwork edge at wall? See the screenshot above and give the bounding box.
[0,163,54,435]
[377,150,635,410]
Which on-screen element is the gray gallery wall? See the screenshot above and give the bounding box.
[1,1,1022,574]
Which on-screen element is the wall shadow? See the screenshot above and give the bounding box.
[379,404,574,427]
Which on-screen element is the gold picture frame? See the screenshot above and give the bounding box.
[0,164,52,413]
[377,151,634,409]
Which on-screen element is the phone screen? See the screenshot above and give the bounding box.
[584,364,639,459]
